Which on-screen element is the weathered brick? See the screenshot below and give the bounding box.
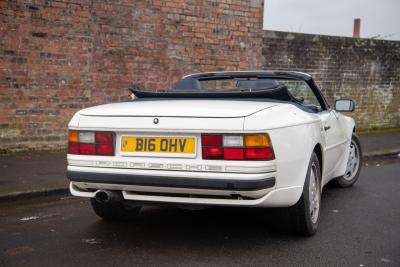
[0,0,264,152]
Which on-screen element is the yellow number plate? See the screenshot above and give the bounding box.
[121,136,196,154]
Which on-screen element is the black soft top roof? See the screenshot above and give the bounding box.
[182,71,312,81]
[129,71,312,99]
[128,70,329,111]
[130,84,294,101]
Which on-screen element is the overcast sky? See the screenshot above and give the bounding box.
[263,0,400,40]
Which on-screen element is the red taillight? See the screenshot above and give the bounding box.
[79,143,96,155]
[68,130,114,156]
[202,134,223,159]
[96,144,114,156]
[245,147,274,160]
[68,142,79,154]
[202,147,223,159]
[95,132,113,144]
[201,135,222,146]
[201,133,274,161]
[223,148,244,160]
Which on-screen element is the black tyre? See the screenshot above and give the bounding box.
[90,198,141,221]
[335,134,362,188]
[288,152,322,236]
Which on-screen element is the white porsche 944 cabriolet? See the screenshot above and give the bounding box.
[67,71,362,235]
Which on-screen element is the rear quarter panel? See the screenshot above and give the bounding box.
[244,105,323,191]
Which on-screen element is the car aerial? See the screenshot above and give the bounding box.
[66,71,362,236]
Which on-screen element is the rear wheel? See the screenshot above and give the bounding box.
[90,198,141,221]
[335,134,362,188]
[288,152,321,236]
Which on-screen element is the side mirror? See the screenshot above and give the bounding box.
[335,99,355,112]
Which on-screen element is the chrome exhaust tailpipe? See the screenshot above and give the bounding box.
[95,190,121,203]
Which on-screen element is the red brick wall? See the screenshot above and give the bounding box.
[0,0,264,152]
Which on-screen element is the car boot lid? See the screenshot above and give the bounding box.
[78,99,281,118]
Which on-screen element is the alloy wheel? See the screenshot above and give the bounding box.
[344,140,360,181]
[308,163,320,224]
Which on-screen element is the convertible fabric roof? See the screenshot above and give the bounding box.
[182,71,312,81]
[130,85,293,102]
[128,70,329,111]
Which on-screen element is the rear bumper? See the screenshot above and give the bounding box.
[67,170,275,191]
[67,165,303,207]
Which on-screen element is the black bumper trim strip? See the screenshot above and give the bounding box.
[67,171,275,191]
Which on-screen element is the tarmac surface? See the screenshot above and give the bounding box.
[0,160,399,266]
[0,151,67,196]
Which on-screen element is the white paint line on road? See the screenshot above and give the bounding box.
[82,238,101,245]
[20,216,39,221]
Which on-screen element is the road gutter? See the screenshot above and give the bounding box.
[0,188,69,202]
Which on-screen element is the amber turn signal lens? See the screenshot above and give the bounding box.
[68,130,79,143]
[244,134,271,147]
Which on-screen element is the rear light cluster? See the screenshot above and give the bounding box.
[68,130,114,156]
[201,134,275,160]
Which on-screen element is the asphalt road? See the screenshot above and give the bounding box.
[1,161,399,267]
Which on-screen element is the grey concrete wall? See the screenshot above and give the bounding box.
[262,30,400,131]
